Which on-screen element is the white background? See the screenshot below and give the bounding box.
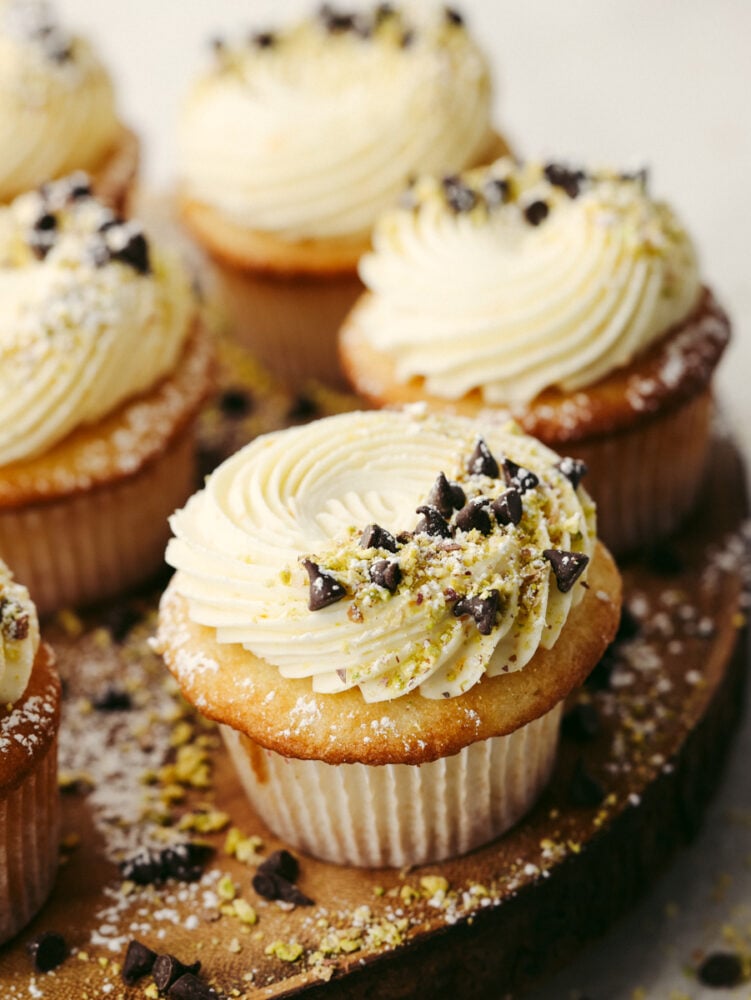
[56,3,751,997]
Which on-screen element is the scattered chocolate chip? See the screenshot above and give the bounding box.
[252,871,313,906]
[109,229,151,275]
[442,175,477,213]
[251,30,276,48]
[93,687,132,712]
[524,199,549,226]
[562,702,600,742]
[370,559,401,592]
[568,758,605,807]
[26,932,67,973]
[399,28,415,47]
[415,505,452,538]
[543,549,590,593]
[615,606,640,643]
[303,560,347,611]
[209,35,225,54]
[454,498,492,536]
[119,843,214,885]
[697,952,745,988]
[66,172,92,201]
[491,488,523,527]
[28,212,58,260]
[360,523,398,553]
[643,542,685,576]
[483,177,510,207]
[426,472,466,518]
[258,849,299,882]
[453,590,500,635]
[467,438,499,479]
[287,394,318,422]
[121,940,157,986]
[218,387,254,418]
[555,456,588,490]
[621,166,649,189]
[444,6,464,26]
[168,973,219,999]
[153,954,201,993]
[502,458,539,494]
[544,162,586,199]
[319,4,356,31]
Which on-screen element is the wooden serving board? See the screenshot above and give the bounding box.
[0,335,748,1000]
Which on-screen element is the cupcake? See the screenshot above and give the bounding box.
[158,408,621,868]
[177,3,507,389]
[0,559,60,944]
[0,176,213,616]
[340,160,731,554]
[0,0,138,211]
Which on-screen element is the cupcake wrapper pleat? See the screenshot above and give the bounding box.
[222,703,562,869]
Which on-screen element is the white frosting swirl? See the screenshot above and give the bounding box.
[0,558,39,704]
[355,160,701,403]
[0,0,121,202]
[0,178,194,465]
[179,5,493,241]
[167,409,596,703]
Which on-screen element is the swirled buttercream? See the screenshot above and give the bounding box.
[354,160,701,403]
[0,0,121,202]
[166,409,596,703]
[0,558,39,704]
[0,176,194,465]
[178,4,493,241]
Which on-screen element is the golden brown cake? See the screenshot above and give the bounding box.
[0,177,213,615]
[0,560,60,944]
[340,160,731,553]
[158,408,621,867]
[177,3,508,389]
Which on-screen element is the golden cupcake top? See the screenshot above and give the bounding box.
[0,558,39,704]
[0,0,121,202]
[166,408,596,703]
[178,3,493,241]
[0,175,194,466]
[354,158,701,404]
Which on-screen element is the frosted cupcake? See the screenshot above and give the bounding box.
[178,3,507,389]
[340,160,731,553]
[158,409,621,867]
[0,559,60,944]
[0,176,212,615]
[0,0,138,211]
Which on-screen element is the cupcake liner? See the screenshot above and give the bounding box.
[571,389,713,555]
[0,735,59,945]
[0,428,195,617]
[213,261,362,391]
[222,702,562,868]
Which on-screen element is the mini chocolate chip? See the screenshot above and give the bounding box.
[568,758,605,807]
[616,606,640,642]
[544,162,586,199]
[28,212,58,259]
[442,176,477,213]
[621,166,649,189]
[454,498,492,536]
[555,456,588,490]
[543,549,590,593]
[697,952,744,988]
[319,4,356,31]
[218,387,254,417]
[209,35,225,54]
[287,394,318,421]
[399,28,415,47]
[153,954,201,993]
[257,849,299,883]
[67,174,92,201]
[524,199,549,226]
[110,230,151,275]
[93,687,132,712]
[168,973,218,1000]
[427,472,466,518]
[483,177,510,207]
[491,488,523,527]
[396,530,414,545]
[444,6,464,26]
[252,871,313,906]
[467,438,499,478]
[415,505,452,538]
[34,212,57,231]
[453,590,500,635]
[360,523,398,553]
[502,458,539,494]
[119,843,214,885]
[562,703,600,742]
[121,940,157,986]
[303,560,347,611]
[370,559,401,592]
[26,932,67,973]
[251,31,276,48]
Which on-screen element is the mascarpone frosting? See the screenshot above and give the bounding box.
[166,408,596,703]
[0,176,194,466]
[0,559,39,704]
[0,0,121,202]
[355,160,701,404]
[178,4,493,241]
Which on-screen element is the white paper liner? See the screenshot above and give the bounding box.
[222,702,562,869]
[0,428,195,617]
[0,736,59,945]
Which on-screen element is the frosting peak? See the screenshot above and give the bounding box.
[354,159,701,404]
[0,559,39,704]
[166,409,596,703]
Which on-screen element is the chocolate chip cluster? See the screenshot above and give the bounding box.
[303,440,590,637]
[122,940,217,998]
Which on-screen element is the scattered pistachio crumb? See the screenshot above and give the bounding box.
[420,875,449,897]
[217,875,237,902]
[265,940,304,963]
[233,899,258,925]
